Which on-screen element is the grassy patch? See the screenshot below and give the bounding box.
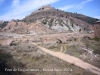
[43,43,61,52]
[65,45,84,57]
[92,37,100,42]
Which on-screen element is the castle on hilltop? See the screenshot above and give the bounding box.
[33,5,54,13]
[38,5,54,11]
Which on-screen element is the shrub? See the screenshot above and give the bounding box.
[93,37,100,42]
[94,49,100,54]
[42,20,47,25]
[56,39,62,44]
[10,41,21,46]
[79,29,81,32]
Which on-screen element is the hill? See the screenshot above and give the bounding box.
[1,5,99,34]
[22,5,98,33]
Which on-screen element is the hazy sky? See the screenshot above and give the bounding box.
[0,0,100,20]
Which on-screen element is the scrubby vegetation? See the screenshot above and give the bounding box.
[65,12,98,24]
[92,37,100,42]
[0,42,96,75]
[43,37,100,68]
[0,47,24,75]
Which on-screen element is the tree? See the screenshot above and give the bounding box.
[42,8,44,10]
[79,29,81,33]
[42,20,47,25]
[84,28,86,31]
[72,24,73,27]
[9,27,10,29]
[61,15,63,17]
[16,22,18,25]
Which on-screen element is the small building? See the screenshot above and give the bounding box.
[94,21,100,38]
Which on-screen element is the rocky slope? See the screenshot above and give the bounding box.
[23,5,97,33]
[2,21,52,34]
[1,5,98,34]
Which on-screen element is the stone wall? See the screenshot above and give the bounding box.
[94,22,100,38]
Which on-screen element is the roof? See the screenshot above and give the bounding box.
[96,20,100,23]
[94,20,100,24]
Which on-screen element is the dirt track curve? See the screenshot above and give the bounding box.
[36,45,100,75]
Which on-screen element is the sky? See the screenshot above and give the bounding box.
[0,0,100,21]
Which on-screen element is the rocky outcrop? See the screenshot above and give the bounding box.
[0,39,13,46]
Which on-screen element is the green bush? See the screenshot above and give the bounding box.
[93,37,100,42]
[42,20,47,25]
[94,49,100,54]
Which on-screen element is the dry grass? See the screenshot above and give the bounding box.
[0,42,96,75]
[43,38,100,69]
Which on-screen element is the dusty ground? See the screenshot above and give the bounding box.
[37,45,100,75]
[0,32,99,75]
[0,42,97,75]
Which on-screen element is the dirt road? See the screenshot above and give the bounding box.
[38,45,100,75]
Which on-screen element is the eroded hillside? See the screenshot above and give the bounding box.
[0,5,98,34]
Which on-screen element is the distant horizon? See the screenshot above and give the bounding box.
[0,0,100,21]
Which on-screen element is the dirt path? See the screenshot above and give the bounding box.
[37,45,100,75]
